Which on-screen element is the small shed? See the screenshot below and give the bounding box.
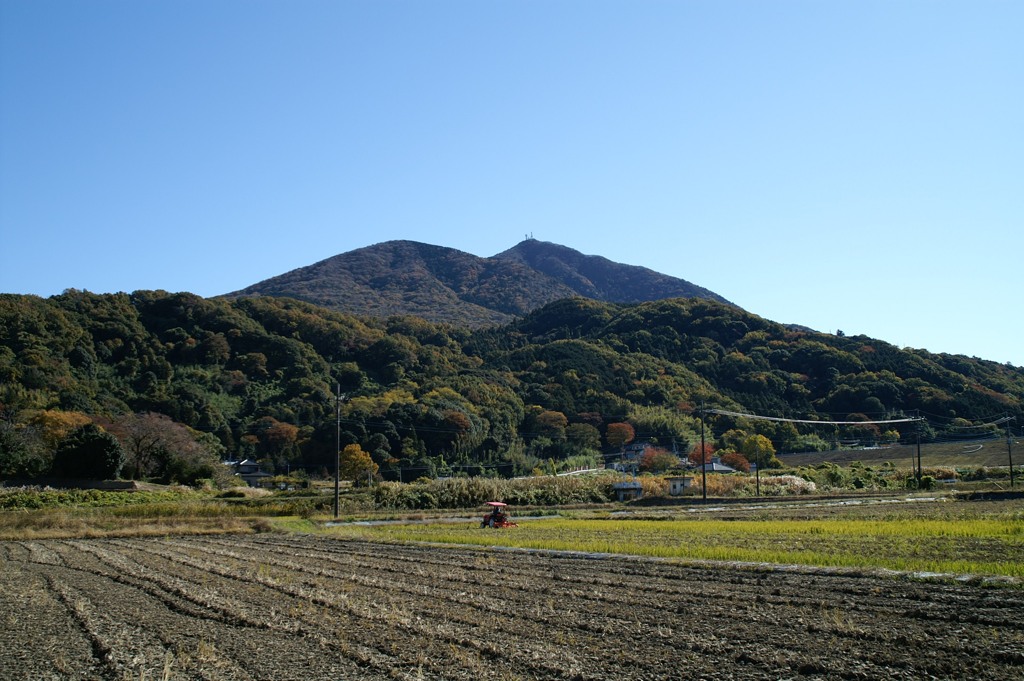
[667,476,695,496]
[612,480,643,502]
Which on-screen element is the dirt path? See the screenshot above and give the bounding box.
[1,535,1022,679]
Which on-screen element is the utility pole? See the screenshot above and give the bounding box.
[915,430,922,485]
[915,413,922,485]
[700,402,707,503]
[755,456,760,497]
[1006,417,1016,489]
[334,383,341,519]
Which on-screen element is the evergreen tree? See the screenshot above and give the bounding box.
[51,424,125,479]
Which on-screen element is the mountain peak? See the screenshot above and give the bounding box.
[494,239,732,306]
[224,239,732,326]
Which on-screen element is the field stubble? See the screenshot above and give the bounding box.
[2,534,1023,680]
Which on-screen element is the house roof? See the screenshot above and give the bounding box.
[702,462,735,472]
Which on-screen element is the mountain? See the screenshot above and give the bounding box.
[224,239,732,326]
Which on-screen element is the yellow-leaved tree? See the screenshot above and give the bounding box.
[741,434,781,469]
[339,444,378,486]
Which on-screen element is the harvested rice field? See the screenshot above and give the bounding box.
[2,534,1023,680]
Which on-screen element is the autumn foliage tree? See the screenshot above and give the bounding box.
[27,410,91,451]
[109,412,225,484]
[535,410,568,439]
[719,451,750,472]
[741,434,781,469]
[639,446,680,473]
[109,412,186,479]
[688,441,715,466]
[339,443,378,486]
[605,422,635,450]
[252,417,300,458]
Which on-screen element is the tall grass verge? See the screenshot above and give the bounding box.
[0,493,297,539]
[0,506,269,539]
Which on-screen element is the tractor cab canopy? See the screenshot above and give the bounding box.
[480,501,517,528]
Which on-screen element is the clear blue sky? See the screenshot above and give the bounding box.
[2,1,1021,366]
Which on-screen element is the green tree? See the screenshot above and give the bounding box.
[719,428,748,452]
[51,424,125,479]
[535,410,568,439]
[0,421,50,478]
[565,423,601,455]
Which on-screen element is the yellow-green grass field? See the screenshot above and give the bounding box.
[3,486,1021,581]
[323,508,1024,579]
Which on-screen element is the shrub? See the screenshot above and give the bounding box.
[701,474,748,496]
[638,476,668,497]
[371,474,614,510]
[922,467,957,481]
[758,475,817,496]
[0,488,190,510]
[962,466,988,481]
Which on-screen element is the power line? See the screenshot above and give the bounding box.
[916,409,1012,425]
[945,416,1015,429]
[706,408,924,426]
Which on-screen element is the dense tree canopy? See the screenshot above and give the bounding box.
[0,290,1021,482]
[50,424,125,479]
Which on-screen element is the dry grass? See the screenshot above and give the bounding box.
[0,506,270,540]
[781,437,1018,469]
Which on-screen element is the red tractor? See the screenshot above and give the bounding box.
[480,501,517,528]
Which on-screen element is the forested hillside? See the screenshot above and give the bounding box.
[1,290,1021,484]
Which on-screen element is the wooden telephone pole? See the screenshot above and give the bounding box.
[699,403,707,502]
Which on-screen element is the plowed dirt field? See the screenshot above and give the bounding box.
[2,534,1022,680]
